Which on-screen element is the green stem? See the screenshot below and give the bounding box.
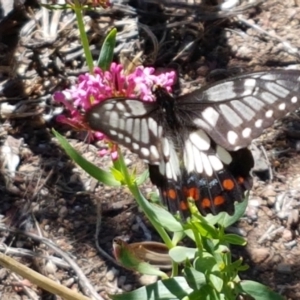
[117,150,173,249]
[73,0,94,73]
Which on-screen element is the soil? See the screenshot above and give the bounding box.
[0,0,300,299]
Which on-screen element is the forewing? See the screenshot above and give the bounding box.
[84,98,163,164]
[178,69,300,151]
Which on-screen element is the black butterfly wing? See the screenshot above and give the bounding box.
[85,98,165,164]
[178,69,300,151]
[84,69,300,218]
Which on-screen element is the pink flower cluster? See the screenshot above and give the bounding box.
[53,63,176,158]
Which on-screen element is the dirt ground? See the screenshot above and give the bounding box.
[0,0,300,299]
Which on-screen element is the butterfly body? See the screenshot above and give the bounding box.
[85,69,300,218]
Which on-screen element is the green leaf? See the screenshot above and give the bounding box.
[184,266,206,291]
[148,203,183,233]
[192,218,218,239]
[223,234,247,246]
[110,277,193,300]
[206,195,249,228]
[53,130,120,186]
[97,28,117,70]
[194,254,216,273]
[110,167,125,183]
[239,280,284,300]
[135,169,149,186]
[209,272,223,292]
[169,246,197,263]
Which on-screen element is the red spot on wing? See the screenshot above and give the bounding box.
[223,179,234,190]
[202,198,211,209]
[167,189,177,200]
[214,195,225,206]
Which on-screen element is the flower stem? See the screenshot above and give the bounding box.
[73,0,94,73]
[117,149,173,249]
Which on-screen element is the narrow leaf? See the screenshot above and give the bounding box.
[53,130,120,186]
[97,28,117,70]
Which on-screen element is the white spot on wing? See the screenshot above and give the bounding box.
[132,119,140,141]
[208,155,223,171]
[216,145,232,164]
[231,100,256,121]
[192,145,203,173]
[227,131,238,145]
[220,104,243,127]
[201,107,219,127]
[119,118,125,130]
[244,96,265,111]
[141,147,150,157]
[278,103,286,110]
[242,128,251,138]
[162,138,170,158]
[109,111,119,128]
[184,139,195,173]
[132,142,139,150]
[189,130,211,151]
[110,129,117,136]
[265,110,273,118]
[116,102,125,110]
[140,119,149,144]
[125,118,133,134]
[148,118,158,137]
[243,79,256,88]
[265,82,290,97]
[150,145,160,160]
[204,81,236,101]
[260,91,278,104]
[291,96,298,103]
[200,152,213,176]
[255,119,263,128]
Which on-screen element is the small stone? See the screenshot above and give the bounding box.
[249,248,270,264]
[139,275,158,286]
[106,267,119,281]
[122,284,133,292]
[260,185,277,199]
[277,263,292,274]
[58,206,68,218]
[63,278,75,287]
[287,209,299,227]
[267,196,276,207]
[282,229,293,242]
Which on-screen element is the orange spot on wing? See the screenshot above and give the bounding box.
[223,179,234,190]
[167,189,177,200]
[180,201,188,211]
[237,176,244,184]
[202,198,211,208]
[214,196,225,206]
[184,187,200,201]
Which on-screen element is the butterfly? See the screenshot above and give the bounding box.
[84,69,300,218]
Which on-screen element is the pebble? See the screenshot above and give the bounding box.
[287,209,299,227]
[282,229,293,242]
[260,185,277,198]
[122,284,133,292]
[106,267,119,281]
[58,206,68,218]
[139,275,158,286]
[249,248,270,264]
